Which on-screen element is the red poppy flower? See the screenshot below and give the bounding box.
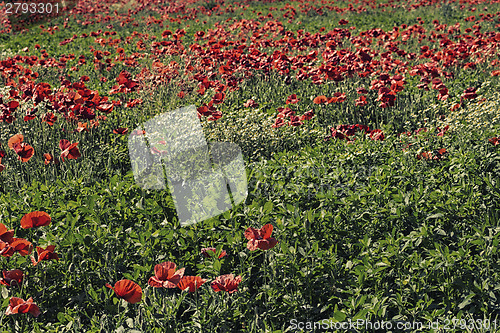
[148,261,185,288]
[7,134,23,149]
[244,224,278,251]
[208,111,222,121]
[299,110,315,121]
[436,126,449,137]
[31,245,59,266]
[286,94,299,104]
[417,148,447,160]
[272,118,286,128]
[337,125,358,136]
[325,129,346,141]
[113,128,129,134]
[201,247,227,259]
[244,99,259,108]
[212,92,225,104]
[355,96,368,106]
[415,127,427,135]
[289,115,303,127]
[21,211,51,229]
[59,140,81,161]
[0,223,14,242]
[489,137,499,146]
[44,153,58,165]
[5,297,40,317]
[96,102,114,113]
[461,87,478,100]
[417,151,432,160]
[276,107,295,118]
[0,240,14,257]
[370,129,385,141]
[177,276,207,292]
[161,30,172,38]
[24,108,37,122]
[106,279,142,304]
[211,274,242,293]
[328,92,346,104]
[313,95,328,104]
[9,238,33,256]
[125,98,143,108]
[41,112,57,125]
[339,19,349,25]
[12,143,34,162]
[75,122,89,133]
[0,269,23,287]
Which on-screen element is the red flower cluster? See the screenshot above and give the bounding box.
[417,148,448,160]
[0,212,58,265]
[197,102,222,121]
[3,134,81,166]
[272,106,314,128]
[143,244,240,295]
[325,124,384,142]
[147,261,207,292]
[370,74,405,108]
[1,211,60,317]
[0,97,19,123]
[109,70,139,94]
[313,93,347,104]
[125,98,143,108]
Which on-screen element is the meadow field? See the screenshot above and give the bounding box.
[1,0,500,331]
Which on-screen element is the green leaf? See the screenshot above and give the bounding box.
[331,310,346,322]
[1,286,9,299]
[458,293,475,309]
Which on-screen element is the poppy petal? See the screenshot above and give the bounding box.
[21,211,51,229]
[8,134,23,149]
[111,279,142,304]
[260,224,273,239]
[177,276,207,292]
[0,223,14,242]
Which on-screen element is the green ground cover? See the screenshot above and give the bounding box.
[1,0,500,331]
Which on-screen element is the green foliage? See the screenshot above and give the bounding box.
[1,0,500,332]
